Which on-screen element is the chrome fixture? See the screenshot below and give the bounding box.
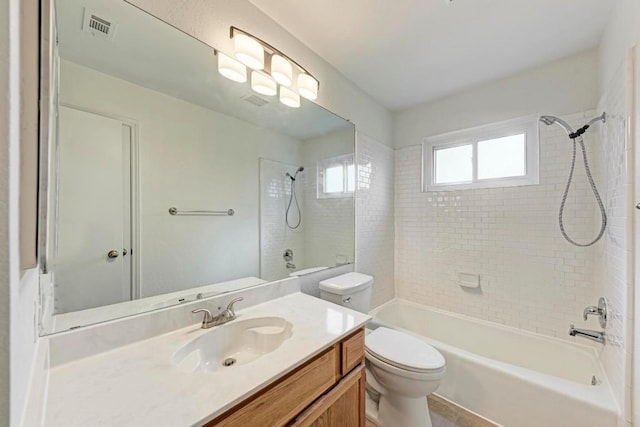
[169,207,235,216]
[107,250,119,259]
[539,113,607,247]
[192,297,244,329]
[283,249,293,262]
[583,297,608,328]
[569,324,606,344]
[286,262,296,270]
[285,166,304,229]
[216,27,319,107]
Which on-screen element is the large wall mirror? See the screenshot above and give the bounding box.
[39,0,355,334]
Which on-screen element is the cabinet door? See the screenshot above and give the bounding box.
[290,364,365,427]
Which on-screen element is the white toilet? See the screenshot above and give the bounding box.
[319,272,446,427]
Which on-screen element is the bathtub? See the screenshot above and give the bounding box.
[370,299,619,427]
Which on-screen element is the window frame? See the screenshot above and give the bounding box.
[423,115,540,192]
[317,153,355,199]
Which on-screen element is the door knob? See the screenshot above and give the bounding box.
[107,250,119,259]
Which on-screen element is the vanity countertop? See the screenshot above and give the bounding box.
[44,292,370,427]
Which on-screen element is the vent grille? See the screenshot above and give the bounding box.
[241,94,269,107]
[82,9,117,41]
[89,15,111,35]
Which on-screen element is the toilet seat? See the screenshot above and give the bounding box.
[365,327,445,376]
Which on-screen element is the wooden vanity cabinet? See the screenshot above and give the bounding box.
[206,328,366,427]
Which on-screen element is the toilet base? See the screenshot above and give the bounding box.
[366,389,432,427]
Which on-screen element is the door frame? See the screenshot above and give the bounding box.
[58,103,141,299]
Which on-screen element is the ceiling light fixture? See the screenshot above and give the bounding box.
[217,52,247,83]
[251,71,277,96]
[229,26,320,107]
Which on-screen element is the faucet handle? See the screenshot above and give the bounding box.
[225,297,244,316]
[192,308,213,326]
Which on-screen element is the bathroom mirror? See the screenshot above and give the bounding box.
[39,0,355,334]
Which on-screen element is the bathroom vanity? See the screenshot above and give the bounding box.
[43,291,370,426]
[209,328,365,426]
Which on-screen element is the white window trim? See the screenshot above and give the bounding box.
[317,153,355,199]
[423,115,540,192]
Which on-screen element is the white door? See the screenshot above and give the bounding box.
[54,106,133,313]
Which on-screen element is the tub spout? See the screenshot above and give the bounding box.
[569,324,605,344]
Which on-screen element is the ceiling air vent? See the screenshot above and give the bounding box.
[82,9,118,41]
[241,94,269,107]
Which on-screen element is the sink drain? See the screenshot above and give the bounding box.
[222,357,236,367]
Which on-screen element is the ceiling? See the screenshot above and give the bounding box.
[249,0,616,111]
[56,0,350,140]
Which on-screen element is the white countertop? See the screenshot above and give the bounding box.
[44,292,370,426]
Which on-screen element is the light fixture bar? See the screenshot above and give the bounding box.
[229,26,320,90]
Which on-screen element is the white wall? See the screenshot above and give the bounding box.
[60,60,302,300]
[394,50,599,148]
[0,0,16,422]
[127,0,393,148]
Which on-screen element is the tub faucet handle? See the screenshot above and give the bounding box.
[583,305,600,321]
[582,297,608,328]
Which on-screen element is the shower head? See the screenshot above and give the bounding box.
[297,166,304,173]
[539,116,557,126]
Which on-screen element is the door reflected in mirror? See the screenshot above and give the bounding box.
[41,0,355,334]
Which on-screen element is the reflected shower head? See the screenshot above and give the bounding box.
[286,166,305,181]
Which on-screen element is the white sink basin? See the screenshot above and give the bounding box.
[172,316,293,373]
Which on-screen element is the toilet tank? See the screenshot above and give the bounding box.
[319,272,373,313]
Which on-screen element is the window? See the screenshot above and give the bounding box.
[423,116,539,191]
[317,154,355,198]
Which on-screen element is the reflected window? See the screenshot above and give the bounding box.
[317,154,355,198]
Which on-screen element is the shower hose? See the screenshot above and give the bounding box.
[286,178,301,229]
[558,135,607,247]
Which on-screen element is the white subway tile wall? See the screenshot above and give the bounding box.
[596,58,633,424]
[357,134,395,308]
[395,111,603,339]
[259,159,306,282]
[302,164,356,268]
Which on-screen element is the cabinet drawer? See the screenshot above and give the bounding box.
[341,328,365,375]
[209,346,340,427]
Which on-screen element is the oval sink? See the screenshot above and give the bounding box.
[172,316,293,373]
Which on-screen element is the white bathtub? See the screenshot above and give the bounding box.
[370,299,619,427]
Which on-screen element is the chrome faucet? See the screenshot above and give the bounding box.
[569,324,606,344]
[192,297,244,329]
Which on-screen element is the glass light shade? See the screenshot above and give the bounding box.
[234,33,264,69]
[271,54,293,86]
[279,86,300,108]
[297,73,319,100]
[217,52,247,83]
[251,71,277,96]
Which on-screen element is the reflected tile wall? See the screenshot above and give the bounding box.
[259,159,305,281]
[395,111,602,339]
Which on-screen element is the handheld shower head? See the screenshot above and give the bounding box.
[297,166,304,173]
[540,116,557,126]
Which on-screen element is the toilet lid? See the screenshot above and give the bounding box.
[365,327,445,372]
